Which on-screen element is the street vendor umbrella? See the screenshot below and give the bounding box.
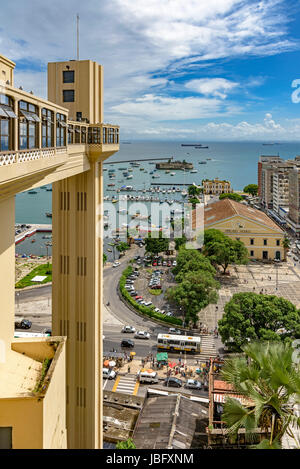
[130,352,136,356]
[109,361,116,367]
[103,360,109,367]
[168,362,177,368]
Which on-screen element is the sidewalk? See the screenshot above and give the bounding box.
[117,357,208,382]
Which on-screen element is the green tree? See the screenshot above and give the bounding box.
[173,248,216,282]
[116,438,136,449]
[145,233,169,255]
[243,184,258,196]
[166,270,219,326]
[103,253,107,265]
[204,230,248,274]
[221,341,300,449]
[219,192,243,202]
[218,292,300,352]
[116,241,129,253]
[188,185,201,197]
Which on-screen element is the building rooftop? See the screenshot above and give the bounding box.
[203,198,284,232]
[133,394,208,450]
[0,336,65,398]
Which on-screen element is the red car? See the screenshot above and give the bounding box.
[135,295,143,300]
[152,261,157,266]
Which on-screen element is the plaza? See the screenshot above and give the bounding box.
[199,260,300,331]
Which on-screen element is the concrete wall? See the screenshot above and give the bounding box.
[0,197,15,354]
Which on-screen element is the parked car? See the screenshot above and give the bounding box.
[103,368,116,380]
[135,295,143,300]
[130,291,138,296]
[164,377,182,388]
[168,328,182,335]
[14,318,32,329]
[121,339,135,348]
[138,370,158,384]
[166,312,174,317]
[172,260,177,266]
[185,379,201,390]
[134,330,150,339]
[43,328,52,335]
[112,261,121,268]
[121,325,136,333]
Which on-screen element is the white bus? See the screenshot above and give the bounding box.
[157,333,201,353]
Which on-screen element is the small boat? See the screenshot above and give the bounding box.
[46,188,52,192]
[45,212,52,218]
[31,239,36,243]
[28,190,38,194]
[170,172,175,176]
[191,170,198,173]
[199,161,207,164]
[107,249,112,252]
[181,190,188,196]
[108,183,115,187]
[165,170,170,174]
[206,158,212,160]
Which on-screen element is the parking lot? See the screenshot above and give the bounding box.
[126,255,182,319]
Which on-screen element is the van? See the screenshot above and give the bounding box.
[138,370,159,384]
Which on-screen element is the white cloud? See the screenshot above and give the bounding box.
[111,93,241,120]
[0,0,297,139]
[185,78,239,99]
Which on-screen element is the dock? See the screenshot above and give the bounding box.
[104,157,174,165]
[15,224,52,245]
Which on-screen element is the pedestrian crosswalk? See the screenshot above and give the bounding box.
[196,335,217,360]
[111,375,139,395]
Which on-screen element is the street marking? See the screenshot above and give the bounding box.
[133,380,140,396]
[112,375,120,392]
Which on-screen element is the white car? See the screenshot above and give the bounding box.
[121,325,136,333]
[103,368,116,380]
[134,330,150,339]
[185,379,201,390]
[166,312,174,317]
[112,261,121,267]
[172,260,177,266]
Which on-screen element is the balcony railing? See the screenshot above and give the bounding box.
[0,147,67,167]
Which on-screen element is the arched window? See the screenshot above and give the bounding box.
[19,101,40,150]
[0,94,16,151]
[42,108,54,148]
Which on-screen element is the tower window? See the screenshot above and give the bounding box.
[63,70,74,83]
[63,90,75,102]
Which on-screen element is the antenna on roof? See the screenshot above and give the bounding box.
[76,14,80,61]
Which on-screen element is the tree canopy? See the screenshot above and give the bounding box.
[219,192,243,202]
[166,270,219,326]
[243,184,258,196]
[218,292,300,352]
[172,248,216,281]
[188,185,201,197]
[145,233,169,255]
[221,341,300,449]
[204,229,248,274]
[116,241,129,252]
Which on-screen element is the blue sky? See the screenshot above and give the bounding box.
[2,0,300,140]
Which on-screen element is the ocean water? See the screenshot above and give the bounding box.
[15,140,300,257]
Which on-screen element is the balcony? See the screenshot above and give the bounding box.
[0,85,119,195]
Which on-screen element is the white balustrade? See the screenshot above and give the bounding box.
[0,152,17,166]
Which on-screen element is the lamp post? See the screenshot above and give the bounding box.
[274,258,280,291]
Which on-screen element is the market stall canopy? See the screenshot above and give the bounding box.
[156,352,168,362]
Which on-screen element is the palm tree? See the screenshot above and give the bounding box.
[221,341,300,449]
[282,237,291,261]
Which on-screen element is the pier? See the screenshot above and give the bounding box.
[104,157,174,165]
[15,224,52,245]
